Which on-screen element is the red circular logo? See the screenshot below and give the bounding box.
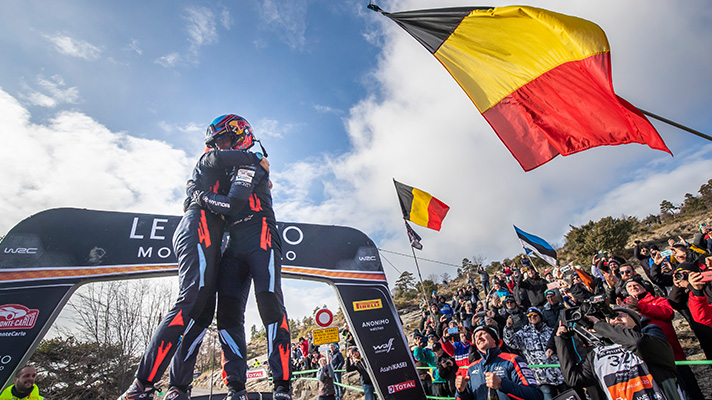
[315,308,333,327]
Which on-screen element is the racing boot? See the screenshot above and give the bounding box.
[272,382,292,400]
[118,379,155,400]
[163,386,190,400]
[223,388,248,400]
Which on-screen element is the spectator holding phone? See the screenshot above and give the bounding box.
[345,347,375,400]
[441,323,471,368]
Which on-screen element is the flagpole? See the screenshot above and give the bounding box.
[410,243,437,326]
[638,108,712,143]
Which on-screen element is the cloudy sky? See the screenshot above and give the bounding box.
[1,0,711,334]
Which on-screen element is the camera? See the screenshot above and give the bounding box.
[673,269,689,281]
[563,295,615,327]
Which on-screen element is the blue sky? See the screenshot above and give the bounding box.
[1,0,712,333]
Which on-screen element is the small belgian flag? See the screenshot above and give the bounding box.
[394,179,450,231]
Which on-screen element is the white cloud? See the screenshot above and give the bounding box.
[158,120,203,134]
[253,118,302,139]
[185,6,218,51]
[127,38,143,55]
[43,33,102,60]
[314,105,344,116]
[20,75,80,108]
[269,0,712,283]
[155,52,181,67]
[220,6,233,30]
[259,0,308,50]
[0,88,192,235]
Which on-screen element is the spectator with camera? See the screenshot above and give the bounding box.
[413,335,435,395]
[668,261,712,361]
[345,347,375,400]
[433,342,458,397]
[499,295,526,331]
[503,307,566,400]
[624,277,703,398]
[441,323,472,368]
[554,307,686,400]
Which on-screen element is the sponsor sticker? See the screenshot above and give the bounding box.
[387,380,415,394]
[379,361,407,373]
[353,299,382,311]
[372,338,395,354]
[362,318,389,332]
[0,304,39,330]
[246,369,267,380]
[235,168,255,183]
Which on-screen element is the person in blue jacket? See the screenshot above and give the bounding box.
[455,325,543,400]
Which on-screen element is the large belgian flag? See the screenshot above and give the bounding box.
[394,180,450,231]
[376,6,671,171]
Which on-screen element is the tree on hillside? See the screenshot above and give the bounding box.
[680,192,706,214]
[699,179,712,208]
[564,216,636,265]
[394,271,416,296]
[660,199,678,218]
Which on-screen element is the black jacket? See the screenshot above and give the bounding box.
[555,321,679,400]
[517,274,549,308]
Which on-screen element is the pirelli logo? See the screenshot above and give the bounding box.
[353,299,382,311]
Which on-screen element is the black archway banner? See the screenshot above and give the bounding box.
[0,208,426,399]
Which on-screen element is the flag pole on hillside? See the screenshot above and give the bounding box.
[394,179,450,308]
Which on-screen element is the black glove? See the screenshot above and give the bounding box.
[192,189,207,208]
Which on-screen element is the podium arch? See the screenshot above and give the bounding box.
[0,208,426,399]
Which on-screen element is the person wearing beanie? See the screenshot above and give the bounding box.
[455,325,543,400]
[625,278,703,398]
[328,343,344,400]
[541,290,564,329]
[555,307,687,400]
[517,268,549,309]
[413,335,435,396]
[503,307,566,400]
[499,296,526,331]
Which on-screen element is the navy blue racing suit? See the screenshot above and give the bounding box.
[198,159,291,389]
[134,149,261,386]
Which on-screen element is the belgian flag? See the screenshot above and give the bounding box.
[394,180,450,231]
[373,5,670,171]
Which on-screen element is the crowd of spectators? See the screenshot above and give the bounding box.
[410,223,712,400]
[281,224,712,399]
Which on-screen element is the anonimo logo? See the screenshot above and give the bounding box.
[362,318,389,332]
[387,380,416,394]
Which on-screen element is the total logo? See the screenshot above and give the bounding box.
[387,380,416,394]
[372,338,395,354]
[0,304,39,330]
[379,361,407,373]
[362,318,389,332]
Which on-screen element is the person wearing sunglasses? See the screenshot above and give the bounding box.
[503,308,566,400]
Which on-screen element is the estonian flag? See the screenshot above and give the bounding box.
[394,179,450,231]
[514,225,557,267]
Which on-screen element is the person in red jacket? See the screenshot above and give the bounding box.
[687,271,712,326]
[624,278,685,360]
[625,277,704,398]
